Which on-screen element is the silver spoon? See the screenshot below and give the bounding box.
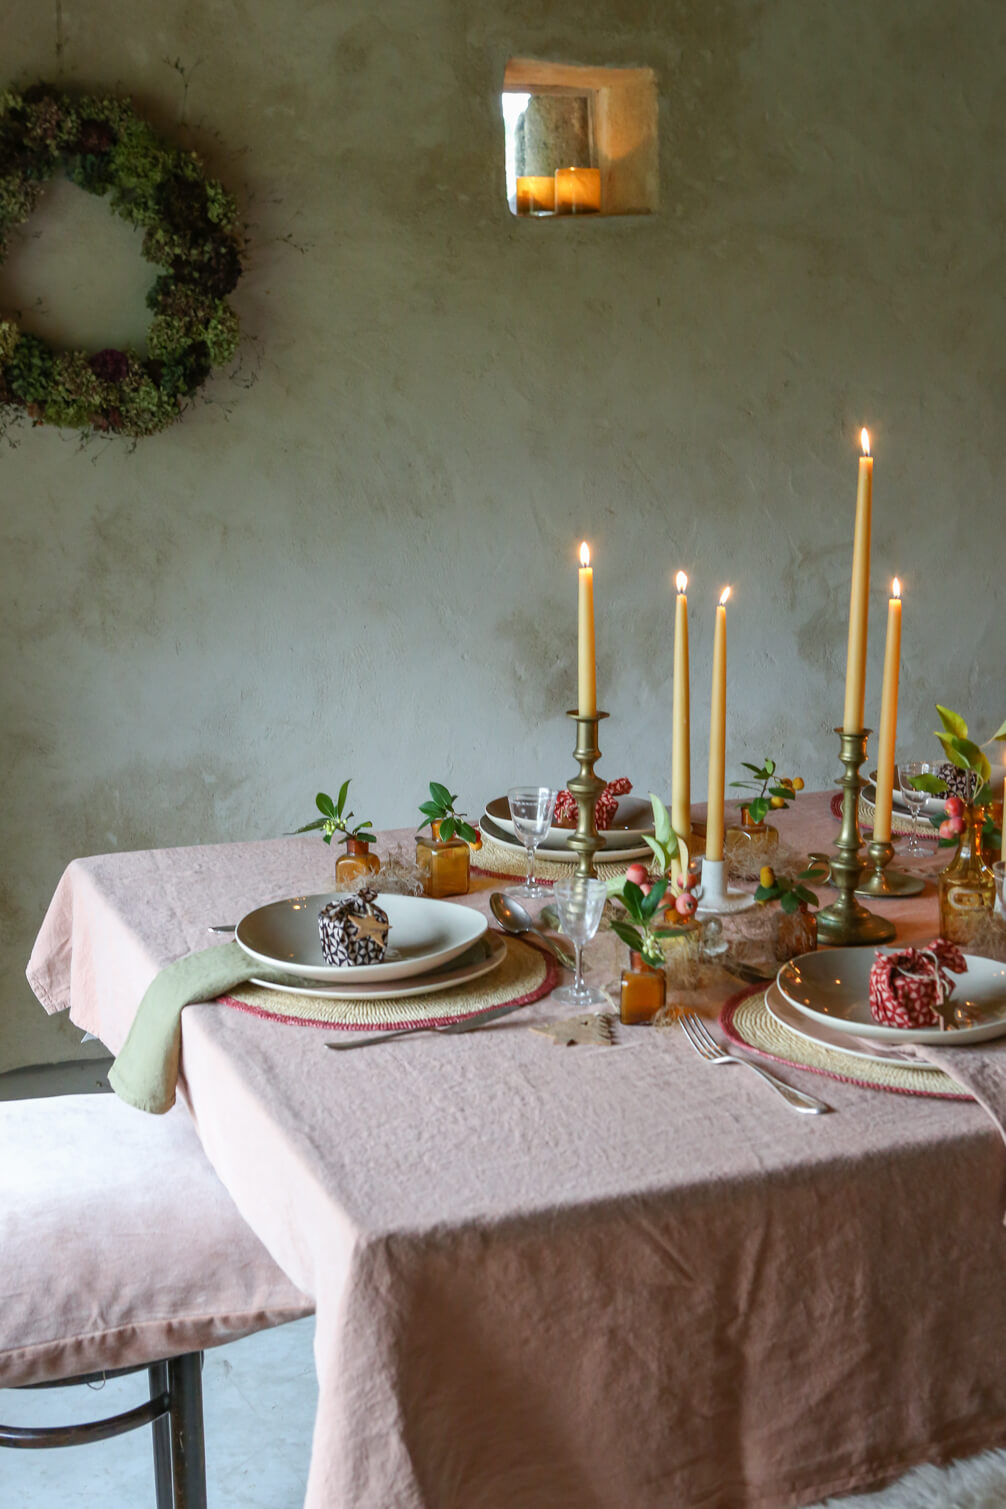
[489,894,576,971]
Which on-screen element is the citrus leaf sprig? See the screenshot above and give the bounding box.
[292,779,376,846]
[418,781,479,844]
[754,862,828,914]
[730,759,804,824]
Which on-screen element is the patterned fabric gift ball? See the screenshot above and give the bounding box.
[554,777,633,830]
[868,940,967,1029]
[318,889,390,967]
[937,763,979,802]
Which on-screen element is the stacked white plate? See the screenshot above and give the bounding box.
[766,947,1006,1062]
[864,772,946,820]
[480,794,655,865]
[235,893,498,1001]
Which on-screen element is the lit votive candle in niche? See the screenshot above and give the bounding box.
[516,175,556,214]
[554,167,601,215]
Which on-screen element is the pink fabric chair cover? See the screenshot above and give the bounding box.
[0,1094,313,1388]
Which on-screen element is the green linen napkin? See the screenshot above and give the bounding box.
[109,940,290,1115]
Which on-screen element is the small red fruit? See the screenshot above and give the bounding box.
[938,818,961,841]
[684,870,700,890]
[944,796,965,819]
[624,862,649,887]
[639,880,653,895]
[675,892,698,917]
[947,814,965,835]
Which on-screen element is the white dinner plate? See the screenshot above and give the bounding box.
[776,949,1006,1046]
[251,931,507,1000]
[236,893,488,984]
[484,794,655,853]
[479,811,655,866]
[865,776,946,820]
[764,979,940,1071]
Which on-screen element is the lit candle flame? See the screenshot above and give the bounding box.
[861,427,871,456]
[892,576,901,600]
[579,541,590,568]
[676,570,688,594]
[719,586,731,606]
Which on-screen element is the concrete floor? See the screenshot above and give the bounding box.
[4,1061,1006,1509]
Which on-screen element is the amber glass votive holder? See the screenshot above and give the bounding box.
[554,167,601,214]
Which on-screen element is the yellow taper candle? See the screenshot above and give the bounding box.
[577,541,596,717]
[843,428,873,733]
[672,572,691,842]
[872,578,902,844]
[1001,771,1005,862]
[705,587,730,863]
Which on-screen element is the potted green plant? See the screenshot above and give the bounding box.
[416,782,480,897]
[607,795,696,1023]
[293,779,380,887]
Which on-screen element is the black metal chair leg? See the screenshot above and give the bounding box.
[148,1361,173,1509]
[167,1353,207,1509]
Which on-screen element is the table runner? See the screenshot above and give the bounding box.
[26,798,1006,1509]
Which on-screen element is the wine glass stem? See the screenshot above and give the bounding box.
[572,940,585,994]
[525,842,537,891]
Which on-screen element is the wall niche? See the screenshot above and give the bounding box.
[502,58,658,219]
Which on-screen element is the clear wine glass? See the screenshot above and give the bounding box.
[506,786,558,900]
[897,760,939,856]
[551,878,608,1007]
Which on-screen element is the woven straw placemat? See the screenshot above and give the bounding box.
[721,988,966,1099]
[221,932,555,1031]
[473,828,645,883]
[828,788,938,839]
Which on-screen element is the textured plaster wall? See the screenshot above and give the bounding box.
[2,0,1004,1069]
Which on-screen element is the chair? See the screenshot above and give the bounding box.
[0,1093,314,1506]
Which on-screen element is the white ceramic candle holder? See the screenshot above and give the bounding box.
[695,858,755,916]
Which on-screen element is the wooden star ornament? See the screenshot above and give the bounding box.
[530,1013,616,1047]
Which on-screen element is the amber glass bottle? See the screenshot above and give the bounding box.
[619,951,667,1025]
[335,839,381,889]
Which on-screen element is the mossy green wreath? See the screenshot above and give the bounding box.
[0,82,243,438]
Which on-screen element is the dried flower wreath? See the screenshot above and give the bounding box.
[0,82,243,438]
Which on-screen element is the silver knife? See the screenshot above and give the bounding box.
[326,997,532,1050]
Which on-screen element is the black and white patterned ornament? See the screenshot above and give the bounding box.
[937,762,979,802]
[318,889,390,967]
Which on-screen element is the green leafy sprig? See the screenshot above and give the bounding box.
[292,779,376,846]
[754,863,828,915]
[608,880,690,968]
[909,705,1006,847]
[418,781,478,844]
[730,759,803,824]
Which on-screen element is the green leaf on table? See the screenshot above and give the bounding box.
[754,883,777,902]
[935,732,970,772]
[355,831,377,846]
[292,817,327,833]
[642,834,665,866]
[909,772,948,795]
[322,832,333,845]
[991,719,1006,742]
[677,836,690,875]
[641,879,668,919]
[316,791,337,818]
[611,918,645,952]
[768,786,792,800]
[748,797,770,825]
[794,885,819,907]
[418,800,443,819]
[936,705,968,740]
[429,781,453,808]
[456,821,479,844]
[649,792,674,850]
[953,737,992,784]
[335,778,352,816]
[764,758,776,775]
[439,816,456,841]
[781,892,800,914]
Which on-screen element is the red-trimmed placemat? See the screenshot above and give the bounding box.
[720,983,967,1100]
[219,932,558,1032]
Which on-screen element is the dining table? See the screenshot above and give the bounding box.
[25,791,1006,1509]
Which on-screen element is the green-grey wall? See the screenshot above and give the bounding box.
[3,0,1004,1068]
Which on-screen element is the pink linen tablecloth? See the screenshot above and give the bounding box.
[26,795,1006,1509]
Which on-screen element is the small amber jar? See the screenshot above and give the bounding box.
[775,906,817,962]
[725,805,780,863]
[416,823,470,899]
[939,804,995,946]
[620,951,667,1025]
[335,838,381,889]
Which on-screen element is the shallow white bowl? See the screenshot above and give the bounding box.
[777,948,1006,1046]
[236,893,488,984]
[484,794,654,853]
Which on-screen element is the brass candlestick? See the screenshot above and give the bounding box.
[816,728,896,946]
[855,837,925,898]
[566,710,608,880]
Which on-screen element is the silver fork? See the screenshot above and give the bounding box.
[678,1012,831,1115]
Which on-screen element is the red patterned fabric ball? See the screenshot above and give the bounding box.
[868,940,967,1029]
[553,777,632,830]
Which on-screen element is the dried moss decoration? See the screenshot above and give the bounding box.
[0,82,243,438]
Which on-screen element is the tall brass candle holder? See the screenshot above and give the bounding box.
[855,837,925,898]
[816,727,896,946]
[566,710,608,880]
